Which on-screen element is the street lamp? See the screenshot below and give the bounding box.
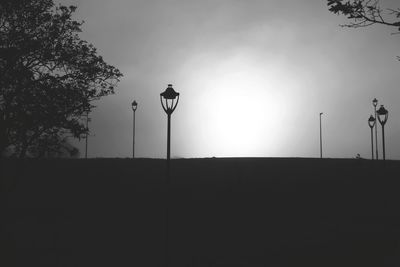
[160,84,180,179]
[373,98,379,160]
[160,84,179,267]
[377,105,388,161]
[131,100,138,159]
[319,112,323,158]
[368,115,376,160]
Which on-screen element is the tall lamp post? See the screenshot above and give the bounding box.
[373,98,379,160]
[319,112,323,158]
[85,110,90,159]
[368,115,376,160]
[377,105,388,161]
[160,84,179,267]
[160,84,180,179]
[131,100,138,159]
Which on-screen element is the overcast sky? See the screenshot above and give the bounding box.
[61,0,400,159]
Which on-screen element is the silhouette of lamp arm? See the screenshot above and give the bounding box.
[160,84,180,181]
[131,100,138,159]
[377,105,388,161]
[368,115,376,160]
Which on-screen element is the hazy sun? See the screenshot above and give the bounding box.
[182,53,298,157]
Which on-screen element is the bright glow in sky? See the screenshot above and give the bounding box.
[63,0,400,159]
[179,53,301,157]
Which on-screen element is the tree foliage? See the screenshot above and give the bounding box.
[0,0,122,157]
[327,0,400,31]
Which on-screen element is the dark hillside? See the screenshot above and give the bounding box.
[1,158,400,266]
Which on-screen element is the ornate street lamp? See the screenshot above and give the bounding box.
[160,84,180,179]
[131,100,138,159]
[160,84,179,267]
[368,115,376,160]
[372,98,379,159]
[377,105,388,161]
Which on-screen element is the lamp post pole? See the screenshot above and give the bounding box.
[381,123,386,161]
[160,84,180,180]
[319,112,323,158]
[160,84,180,267]
[133,110,136,158]
[373,98,378,160]
[132,101,138,159]
[167,112,171,163]
[85,110,89,159]
[368,115,376,160]
[377,105,388,161]
[165,110,171,267]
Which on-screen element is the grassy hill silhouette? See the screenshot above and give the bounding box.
[1,158,400,266]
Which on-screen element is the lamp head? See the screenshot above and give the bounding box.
[372,98,378,107]
[377,105,388,125]
[368,115,375,128]
[131,100,138,111]
[160,84,179,100]
[377,105,388,115]
[160,84,180,114]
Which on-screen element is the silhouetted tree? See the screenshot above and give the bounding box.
[2,133,80,158]
[28,135,80,158]
[0,0,122,158]
[327,0,400,31]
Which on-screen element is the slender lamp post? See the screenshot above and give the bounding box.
[319,112,323,158]
[377,105,388,161]
[131,100,138,159]
[368,115,376,160]
[160,84,179,267]
[373,98,379,160]
[85,110,90,159]
[160,84,180,179]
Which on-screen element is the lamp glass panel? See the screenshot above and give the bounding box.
[378,113,388,124]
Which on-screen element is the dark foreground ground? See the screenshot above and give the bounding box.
[1,157,400,266]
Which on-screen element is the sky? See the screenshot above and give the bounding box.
[61,0,400,159]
